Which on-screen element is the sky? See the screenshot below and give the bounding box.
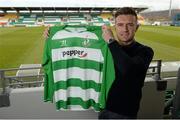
[138,0,180,11]
[0,0,180,11]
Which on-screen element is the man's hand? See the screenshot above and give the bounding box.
[43,26,50,39]
[102,25,114,43]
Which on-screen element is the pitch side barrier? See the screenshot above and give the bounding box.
[0,60,161,109]
[0,60,162,91]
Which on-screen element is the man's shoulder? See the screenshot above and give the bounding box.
[136,42,153,50]
[135,42,154,55]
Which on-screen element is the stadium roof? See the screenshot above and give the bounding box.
[0,0,148,13]
[0,7,147,13]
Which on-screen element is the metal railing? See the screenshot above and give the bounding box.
[147,59,162,80]
[0,66,44,94]
[0,60,162,93]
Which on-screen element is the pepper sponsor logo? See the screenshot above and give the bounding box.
[62,50,87,58]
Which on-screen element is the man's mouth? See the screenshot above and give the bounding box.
[121,33,129,37]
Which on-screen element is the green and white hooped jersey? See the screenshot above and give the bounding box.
[42,25,115,111]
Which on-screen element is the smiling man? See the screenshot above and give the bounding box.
[99,7,154,119]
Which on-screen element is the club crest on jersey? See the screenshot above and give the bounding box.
[62,50,87,58]
[82,37,90,47]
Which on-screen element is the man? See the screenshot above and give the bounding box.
[99,7,154,119]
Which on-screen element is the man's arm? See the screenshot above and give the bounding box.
[43,26,50,39]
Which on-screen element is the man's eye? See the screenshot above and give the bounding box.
[128,24,134,27]
[117,23,123,26]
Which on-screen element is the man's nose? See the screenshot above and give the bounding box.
[122,25,128,31]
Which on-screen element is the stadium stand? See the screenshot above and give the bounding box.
[138,15,145,25]
[44,17,61,25]
[100,13,113,19]
[0,8,114,27]
[22,14,36,24]
[100,14,111,25]
[67,16,84,25]
[0,14,18,26]
[4,13,111,26]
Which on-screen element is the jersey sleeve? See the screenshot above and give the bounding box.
[99,43,115,109]
[42,38,54,102]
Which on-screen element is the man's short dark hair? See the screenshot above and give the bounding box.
[115,7,137,20]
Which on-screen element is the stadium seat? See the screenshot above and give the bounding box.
[172,67,180,118]
[0,93,10,108]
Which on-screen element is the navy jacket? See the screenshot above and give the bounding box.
[106,40,154,117]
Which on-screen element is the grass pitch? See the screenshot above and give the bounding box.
[0,27,45,69]
[136,25,180,61]
[0,25,180,70]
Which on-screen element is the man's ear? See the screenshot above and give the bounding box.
[136,23,140,31]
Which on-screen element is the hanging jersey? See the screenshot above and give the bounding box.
[42,25,115,111]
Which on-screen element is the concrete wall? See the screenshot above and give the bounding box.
[0,77,166,119]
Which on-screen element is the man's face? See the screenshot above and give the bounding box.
[115,15,138,44]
